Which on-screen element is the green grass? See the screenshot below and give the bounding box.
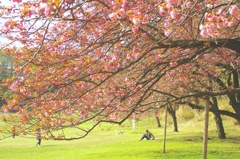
[1,116,240,159]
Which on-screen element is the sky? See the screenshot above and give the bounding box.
[1,0,12,6]
[0,0,25,46]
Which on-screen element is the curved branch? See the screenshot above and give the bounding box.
[178,101,240,121]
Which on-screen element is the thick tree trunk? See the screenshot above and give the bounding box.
[228,69,240,123]
[228,94,240,123]
[212,97,226,139]
[168,108,178,132]
[156,117,161,127]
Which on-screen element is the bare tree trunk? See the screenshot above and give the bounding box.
[212,97,226,139]
[155,110,161,127]
[167,108,178,132]
[156,116,161,127]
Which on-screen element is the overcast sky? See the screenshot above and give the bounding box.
[1,0,12,6]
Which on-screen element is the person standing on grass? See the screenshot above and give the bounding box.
[36,128,41,146]
[11,126,16,138]
[139,129,155,140]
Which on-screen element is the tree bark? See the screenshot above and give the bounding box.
[228,69,240,123]
[167,108,178,132]
[156,116,161,127]
[212,97,226,139]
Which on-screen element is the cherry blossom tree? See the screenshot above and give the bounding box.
[0,0,240,140]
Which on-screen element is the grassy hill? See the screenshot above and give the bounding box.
[1,109,240,159]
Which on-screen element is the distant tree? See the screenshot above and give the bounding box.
[0,51,13,107]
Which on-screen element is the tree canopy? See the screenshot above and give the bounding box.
[0,0,240,140]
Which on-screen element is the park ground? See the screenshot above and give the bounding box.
[1,107,240,159]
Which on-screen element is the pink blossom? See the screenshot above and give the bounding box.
[126,54,131,60]
[159,6,168,17]
[204,13,212,21]
[44,5,53,17]
[195,4,202,10]
[44,112,49,117]
[60,103,65,108]
[79,110,88,119]
[164,29,171,37]
[217,8,225,15]
[206,84,212,89]
[111,55,119,61]
[170,61,178,67]
[111,1,116,5]
[60,119,65,125]
[166,4,173,12]
[167,71,173,77]
[119,8,125,18]
[132,18,140,26]
[49,47,55,52]
[12,0,22,2]
[36,70,42,76]
[165,0,179,4]
[3,109,8,113]
[228,21,236,27]
[180,77,184,81]
[49,67,55,73]
[133,52,140,59]
[142,14,149,24]
[64,0,71,4]
[209,32,219,39]
[216,22,223,29]
[199,24,205,30]
[122,0,129,10]
[155,54,162,61]
[59,8,65,16]
[170,10,180,19]
[4,21,11,28]
[74,67,79,72]
[185,49,190,53]
[206,4,213,8]
[27,9,34,17]
[10,81,19,91]
[18,77,24,82]
[141,33,148,38]
[164,21,172,28]
[81,82,87,91]
[229,5,239,15]
[133,10,141,16]
[132,27,139,33]
[223,20,229,27]
[70,108,75,114]
[109,13,118,20]
[37,33,43,38]
[200,29,208,37]
[186,2,194,8]
[208,15,217,22]
[205,23,215,33]
[37,7,45,15]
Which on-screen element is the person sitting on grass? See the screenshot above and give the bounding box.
[139,129,155,140]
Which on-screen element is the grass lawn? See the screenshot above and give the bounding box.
[1,116,240,159]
